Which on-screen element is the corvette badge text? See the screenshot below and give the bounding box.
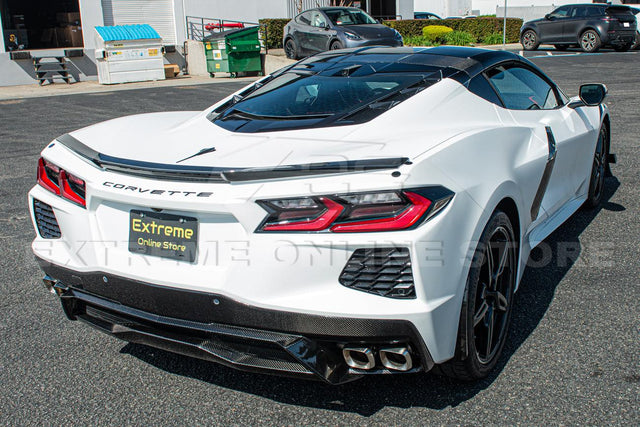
[103,181,213,198]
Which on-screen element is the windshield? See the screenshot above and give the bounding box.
[325,9,377,25]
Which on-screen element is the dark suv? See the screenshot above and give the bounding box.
[520,4,637,52]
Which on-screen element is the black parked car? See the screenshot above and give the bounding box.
[282,7,402,59]
[520,4,637,52]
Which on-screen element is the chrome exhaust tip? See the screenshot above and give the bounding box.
[380,347,413,371]
[342,347,375,370]
[42,275,57,295]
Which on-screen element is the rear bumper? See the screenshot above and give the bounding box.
[38,257,433,384]
[603,30,636,45]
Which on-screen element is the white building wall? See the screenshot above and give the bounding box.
[397,0,416,20]
[473,0,590,17]
[182,0,290,23]
[79,0,106,50]
[413,0,472,17]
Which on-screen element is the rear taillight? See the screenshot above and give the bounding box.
[37,158,61,195]
[256,188,453,233]
[60,170,86,207]
[37,158,86,208]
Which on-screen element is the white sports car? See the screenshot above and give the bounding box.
[30,46,613,384]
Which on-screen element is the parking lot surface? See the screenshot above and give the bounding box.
[1,53,638,425]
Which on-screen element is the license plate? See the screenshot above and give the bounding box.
[128,210,198,262]
[623,22,630,27]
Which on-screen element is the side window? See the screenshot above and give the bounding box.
[310,11,328,28]
[586,7,602,17]
[468,74,503,106]
[549,6,571,19]
[297,12,312,26]
[486,65,559,110]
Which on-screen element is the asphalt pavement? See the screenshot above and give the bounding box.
[0,52,638,425]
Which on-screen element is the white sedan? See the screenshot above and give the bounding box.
[29,46,612,384]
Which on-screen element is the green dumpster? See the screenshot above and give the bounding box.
[204,27,263,78]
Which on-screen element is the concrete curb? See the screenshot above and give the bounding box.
[0,74,258,101]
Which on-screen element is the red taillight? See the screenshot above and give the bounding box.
[60,170,86,207]
[36,158,86,208]
[331,192,431,233]
[37,158,61,195]
[257,189,452,233]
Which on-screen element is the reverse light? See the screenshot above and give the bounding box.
[36,158,87,208]
[256,188,453,233]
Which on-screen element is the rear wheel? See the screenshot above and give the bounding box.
[434,210,517,380]
[580,30,601,52]
[585,125,608,208]
[284,38,298,59]
[521,30,539,51]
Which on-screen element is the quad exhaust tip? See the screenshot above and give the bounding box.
[342,346,413,371]
[342,347,375,370]
[380,347,413,371]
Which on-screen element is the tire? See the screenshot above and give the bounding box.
[209,73,215,78]
[330,40,343,51]
[520,30,539,51]
[434,210,517,380]
[613,43,632,52]
[554,44,569,51]
[633,32,640,50]
[580,30,601,53]
[585,125,608,208]
[284,38,298,60]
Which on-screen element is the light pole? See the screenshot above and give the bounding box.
[503,0,508,47]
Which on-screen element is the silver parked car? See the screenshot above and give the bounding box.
[282,7,403,59]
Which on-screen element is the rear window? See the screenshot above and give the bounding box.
[211,62,442,132]
[606,6,634,17]
[227,74,412,117]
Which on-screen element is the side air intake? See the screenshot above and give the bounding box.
[33,199,61,239]
[339,247,415,299]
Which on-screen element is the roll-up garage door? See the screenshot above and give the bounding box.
[101,0,177,45]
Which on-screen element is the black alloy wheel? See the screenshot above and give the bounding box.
[284,38,298,59]
[472,224,515,365]
[585,125,608,208]
[330,40,343,50]
[434,210,517,380]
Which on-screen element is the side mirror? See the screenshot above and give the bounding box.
[545,14,552,20]
[579,83,607,106]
